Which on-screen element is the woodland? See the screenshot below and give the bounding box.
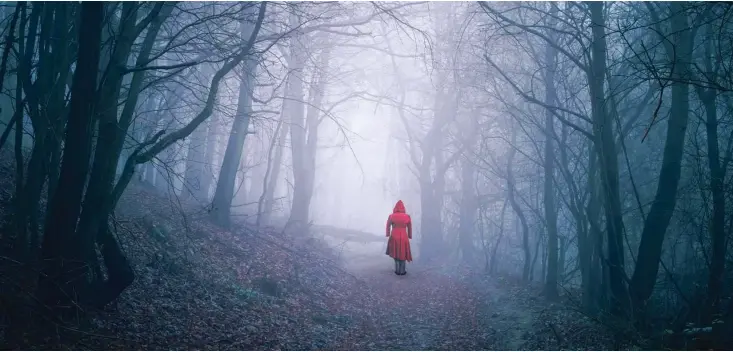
[0,1,732,350]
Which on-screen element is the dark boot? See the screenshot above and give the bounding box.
[394,259,399,275]
[399,260,406,275]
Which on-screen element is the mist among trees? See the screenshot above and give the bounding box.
[0,1,732,350]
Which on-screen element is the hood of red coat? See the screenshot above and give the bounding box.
[393,200,406,213]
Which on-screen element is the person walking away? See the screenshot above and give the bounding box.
[385,200,412,275]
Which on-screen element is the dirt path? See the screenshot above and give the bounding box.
[463,273,541,350]
[312,229,620,351]
[317,228,545,349]
[343,260,542,350]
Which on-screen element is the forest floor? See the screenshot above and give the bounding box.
[0,154,624,350]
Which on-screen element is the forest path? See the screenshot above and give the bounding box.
[343,259,542,350]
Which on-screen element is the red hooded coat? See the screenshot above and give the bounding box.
[385,200,413,262]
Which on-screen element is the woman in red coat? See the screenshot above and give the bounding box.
[385,200,413,275]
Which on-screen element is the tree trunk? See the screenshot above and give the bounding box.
[246,148,266,215]
[11,3,27,261]
[558,236,567,282]
[230,149,250,211]
[182,122,208,201]
[629,2,693,320]
[37,1,103,311]
[199,112,221,202]
[15,4,42,258]
[489,201,508,274]
[0,114,18,153]
[558,125,595,311]
[588,1,628,317]
[155,116,182,194]
[43,3,74,215]
[288,42,330,230]
[417,123,450,263]
[694,24,725,325]
[507,125,531,281]
[0,3,20,151]
[419,175,443,262]
[257,95,291,227]
[586,149,606,310]
[72,2,160,308]
[542,15,559,298]
[541,239,547,284]
[75,1,138,254]
[210,26,259,226]
[702,96,726,325]
[458,156,477,264]
[139,95,160,184]
[147,89,184,188]
[458,113,479,264]
[530,233,541,282]
[0,2,19,101]
[260,117,289,225]
[24,3,72,256]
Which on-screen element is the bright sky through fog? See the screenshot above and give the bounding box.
[310,76,397,235]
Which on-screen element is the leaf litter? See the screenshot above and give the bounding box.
[0,165,621,350]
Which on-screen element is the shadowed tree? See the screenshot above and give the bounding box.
[37,0,103,314]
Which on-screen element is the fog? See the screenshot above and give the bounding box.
[223,5,443,238]
[2,1,733,350]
